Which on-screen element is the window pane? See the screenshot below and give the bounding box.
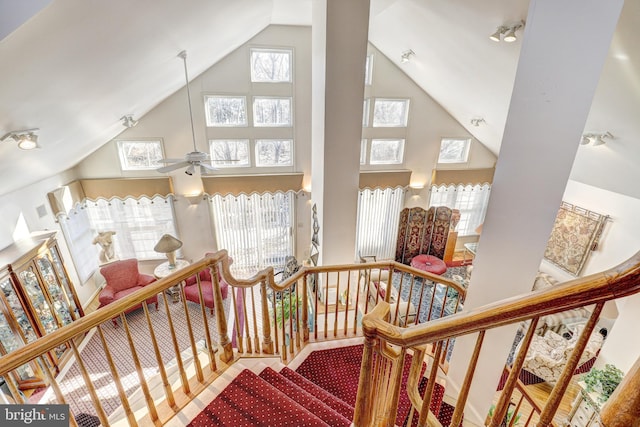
[255,139,293,166]
[373,99,409,127]
[205,96,247,127]
[360,139,367,165]
[210,140,250,167]
[253,97,292,127]
[370,139,404,164]
[117,140,164,170]
[363,98,370,127]
[250,48,292,82]
[438,138,471,163]
[364,54,373,86]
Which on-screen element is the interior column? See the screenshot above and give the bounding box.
[446,0,624,423]
[311,0,370,266]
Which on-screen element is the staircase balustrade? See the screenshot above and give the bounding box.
[3,250,639,426]
[354,251,640,427]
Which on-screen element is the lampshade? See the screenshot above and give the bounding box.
[154,234,183,267]
[154,234,183,253]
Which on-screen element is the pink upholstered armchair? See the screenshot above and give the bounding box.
[98,259,158,325]
[183,255,230,315]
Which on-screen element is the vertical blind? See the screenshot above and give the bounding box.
[355,187,405,260]
[429,184,491,236]
[210,192,295,279]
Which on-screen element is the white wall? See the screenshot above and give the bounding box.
[74,24,497,265]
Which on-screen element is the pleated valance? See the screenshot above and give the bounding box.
[359,170,411,189]
[430,168,495,186]
[48,177,174,216]
[202,173,304,195]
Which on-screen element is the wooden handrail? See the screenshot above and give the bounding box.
[362,251,640,347]
[355,251,640,427]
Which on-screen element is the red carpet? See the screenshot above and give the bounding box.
[188,369,328,426]
[295,344,427,426]
[189,344,459,426]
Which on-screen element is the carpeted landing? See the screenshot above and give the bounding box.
[188,344,459,426]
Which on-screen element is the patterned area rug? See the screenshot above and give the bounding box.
[33,295,230,421]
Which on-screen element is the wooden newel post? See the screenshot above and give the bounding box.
[260,280,274,354]
[212,263,233,362]
[600,355,640,427]
[353,331,376,427]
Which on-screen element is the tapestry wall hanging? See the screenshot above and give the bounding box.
[544,202,609,276]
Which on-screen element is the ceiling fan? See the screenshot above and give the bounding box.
[156,51,217,176]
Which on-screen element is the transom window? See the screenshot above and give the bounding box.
[205,96,248,127]
[373,99,409,127]
[210,140,250,167]
[117,140,164,171]
[438,138,471,163]
[253,97,292,127]
[370,139,405,164]
[255,139,293,167]
[250,48,292,83]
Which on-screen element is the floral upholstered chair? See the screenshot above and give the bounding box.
[519,325,604,384]
[98,259,158,326]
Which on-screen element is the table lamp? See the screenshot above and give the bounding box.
[154,234,183,268]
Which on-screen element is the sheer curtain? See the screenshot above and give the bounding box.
[84,195,178,260]
[210,192,295,278]
[58,204,100,284]
[58,195,177,283]
[429,184,491,236]
[355,187,405,260]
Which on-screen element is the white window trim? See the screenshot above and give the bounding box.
[255,139,294,167]
[369,138,405,165]
[116,139,165,171]
[252,96,293,128]
[438,137,471,164]
[204,95,249,127]
[250,47,293,83]
[372,98,410,128]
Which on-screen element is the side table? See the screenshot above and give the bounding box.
[154,259,190,303]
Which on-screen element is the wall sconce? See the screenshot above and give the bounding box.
[581,131,613,146]
[0,128,40,150]
[184,192,204,205]
[409,183,424,195]
[400,49,415,63]
[490,21,525,43]
[121,115,138,128]
[470,118,486,127]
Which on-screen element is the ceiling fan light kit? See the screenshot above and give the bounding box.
[156,51,218,175]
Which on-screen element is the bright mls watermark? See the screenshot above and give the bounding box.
[1,405,68,426]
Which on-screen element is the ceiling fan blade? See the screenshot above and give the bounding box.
[199,162,218,172]
[156,161,190,173]
[157,158,186,164]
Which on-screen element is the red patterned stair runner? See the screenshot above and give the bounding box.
[189,344,458,426]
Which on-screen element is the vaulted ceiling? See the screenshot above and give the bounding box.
[1,0,638,198]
